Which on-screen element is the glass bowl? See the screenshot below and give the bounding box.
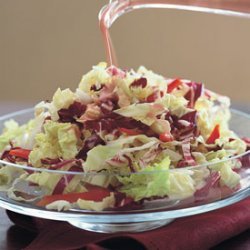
[0,108,249,233]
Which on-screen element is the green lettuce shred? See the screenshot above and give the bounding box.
[167,170,195,199]
[207,149,241,189]
[219,163,240,188]
[118,156,170,201]
[84,144,122,172]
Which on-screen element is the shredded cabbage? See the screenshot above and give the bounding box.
[0,120,25,152]
[29,121,79,167]
[118,157,170,201]
[114,103,165,126]
[0,62,248,212]
[167,170,195,199]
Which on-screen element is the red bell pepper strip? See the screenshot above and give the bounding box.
[167,79,182,93]
[36,186,111,207]
[206,124,220,144]
[9,149,31,160]
[159,132,173,142]
[118,127,141,136]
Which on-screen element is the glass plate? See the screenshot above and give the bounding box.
[0,108,249,233]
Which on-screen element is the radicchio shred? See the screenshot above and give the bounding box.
[58,101,86,123]
[184,82,203,108]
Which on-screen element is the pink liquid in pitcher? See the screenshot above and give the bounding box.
[99,0,250,67]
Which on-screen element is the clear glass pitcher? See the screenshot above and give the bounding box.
[99,0,250,107]
[101,0,250,28]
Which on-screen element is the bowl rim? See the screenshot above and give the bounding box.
[0,184,249,220]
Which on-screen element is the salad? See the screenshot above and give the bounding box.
[0,62,248,212]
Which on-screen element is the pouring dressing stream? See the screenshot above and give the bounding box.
[99,0,250,67]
